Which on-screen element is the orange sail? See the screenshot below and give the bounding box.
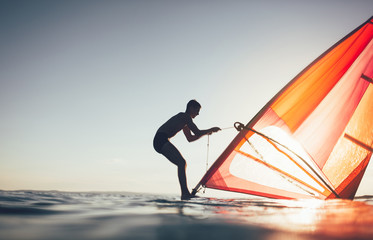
[193,16,373,200]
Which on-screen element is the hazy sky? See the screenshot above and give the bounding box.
[1,0,372,197]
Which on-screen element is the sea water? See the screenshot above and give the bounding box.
[0,190,372,240]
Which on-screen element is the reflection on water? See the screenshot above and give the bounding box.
[0,191,372,240]
[229,198,373,238]
[176,196,373,239]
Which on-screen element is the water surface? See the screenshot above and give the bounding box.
[0,190,372,239]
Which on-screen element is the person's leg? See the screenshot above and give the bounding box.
[160,142,190,198]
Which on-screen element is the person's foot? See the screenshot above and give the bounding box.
[181,193,198,200]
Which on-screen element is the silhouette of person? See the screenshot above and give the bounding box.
[153,100,220,200]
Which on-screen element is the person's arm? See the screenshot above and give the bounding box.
[183,121,220,142]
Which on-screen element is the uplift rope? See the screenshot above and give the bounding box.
[205,126,235,173]
[201,126,235,194]
[206,134,210,172]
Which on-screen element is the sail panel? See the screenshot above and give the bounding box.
[193,17,373,199]
[204,127,330,199]
[323,83,373,197]
[294,38,373,169]
[271,21,373,133]
[205,150,324,199]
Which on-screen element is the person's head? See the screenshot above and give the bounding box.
[186,99,201,118]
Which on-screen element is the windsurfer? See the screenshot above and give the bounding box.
[153,100,220,200]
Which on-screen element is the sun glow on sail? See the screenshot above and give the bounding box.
[230,127,328,196]
[193,16,373,199]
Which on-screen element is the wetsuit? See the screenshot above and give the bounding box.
[153,112,194,154]
[153,132,169,153]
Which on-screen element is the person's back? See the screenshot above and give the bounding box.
[156,112,192,139]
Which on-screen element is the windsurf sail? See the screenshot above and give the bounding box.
[193,16,373,200]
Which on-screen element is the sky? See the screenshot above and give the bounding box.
[1,0,372,197]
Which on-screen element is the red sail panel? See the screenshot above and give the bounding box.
[205,149,325,199]
[271,19,373,133]
[293,40,373,169]
[193,17,373,199]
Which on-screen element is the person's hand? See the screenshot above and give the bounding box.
[209,127,221,134]
[213,127,221,132]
